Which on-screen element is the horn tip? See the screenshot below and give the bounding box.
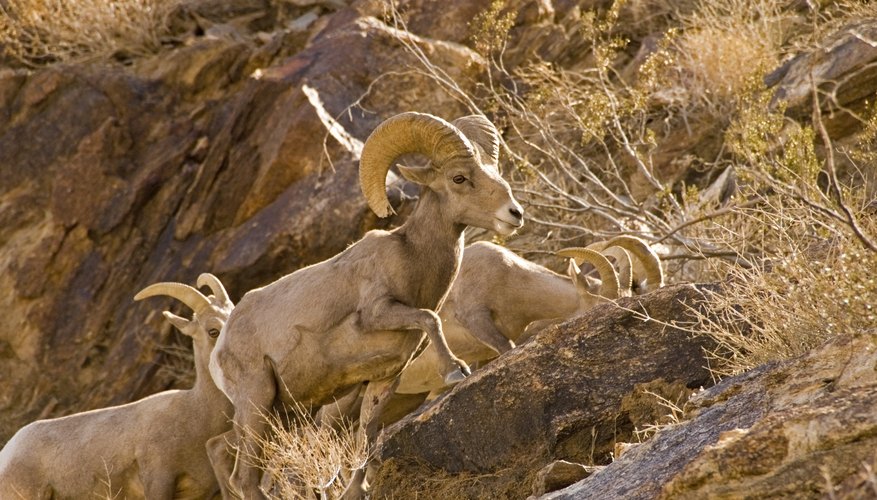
[372,203,396,218]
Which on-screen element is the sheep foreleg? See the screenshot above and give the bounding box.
[360,298,470,384]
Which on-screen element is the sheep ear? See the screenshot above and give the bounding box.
[567,260,589,297]
[163,311,192,336]
[397,164,437,185]
[567,259,600,297]
[585,275,601,295]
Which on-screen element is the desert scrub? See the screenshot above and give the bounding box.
[244,403,366,500]
[0,0,181,66]
[696,217,877,377]
[641,0,791,116]
[381,0,876,375]
[689,84,876,376]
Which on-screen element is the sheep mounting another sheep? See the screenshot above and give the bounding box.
[0,274,234,500]
[317,235,665,428]
[207,112,523,499]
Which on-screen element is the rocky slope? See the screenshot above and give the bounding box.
[373,282,877,499]
[1,1,876,498]
[372,284,717,499]
[545,330,877,499]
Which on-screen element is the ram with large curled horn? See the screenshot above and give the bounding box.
[206,112,523,499]
[0,274,234,499]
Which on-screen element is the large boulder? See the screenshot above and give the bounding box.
[768,20,877,139]
[545,330,877,499]
[371,284,718,499]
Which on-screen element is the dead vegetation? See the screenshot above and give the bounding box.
[242,403,367,500]
[0,0,181,66]
[373,0,877,382]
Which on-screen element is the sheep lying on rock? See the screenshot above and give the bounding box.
[559,235,665,296]
[0,274,234,500]
[394,235,662,397]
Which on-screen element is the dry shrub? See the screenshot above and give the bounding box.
[378,0,877,378]
[643,0,789,114]
[687,80,877,376]
[154,339,196,388]
[0,0,181,66]
[694,210,877,377]
[244,403,367,500]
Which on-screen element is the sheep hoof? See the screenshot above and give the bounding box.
[444,368,468,385]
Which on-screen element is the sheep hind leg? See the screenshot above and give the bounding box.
[223,363,277,500]
[315,383,365,430]
[340,377,400,500]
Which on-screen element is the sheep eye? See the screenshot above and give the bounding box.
[452,174,466,184]
[208,329,220,338]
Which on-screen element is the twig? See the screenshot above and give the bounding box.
[810,73,877,252]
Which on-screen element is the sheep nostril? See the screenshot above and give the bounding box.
[509,207,523,220]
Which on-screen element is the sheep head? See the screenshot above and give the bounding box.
[359,112,524,235]
[134,273,234,368]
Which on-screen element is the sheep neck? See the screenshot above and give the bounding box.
[191,353,226,404]
[394,188,465,308]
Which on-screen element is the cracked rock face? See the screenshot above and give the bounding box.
[545,331,877,500]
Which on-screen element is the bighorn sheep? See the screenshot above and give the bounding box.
[0,274,234,500]
[394,236,663,396]
[207,112,523,498]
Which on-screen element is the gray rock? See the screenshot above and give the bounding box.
[371,284,718,499]
[544,331,877,499]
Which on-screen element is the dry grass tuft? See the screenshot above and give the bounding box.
[242,403,367,500]
[643,0,789,115]
[632,389,687,443]
[0,0,181,67]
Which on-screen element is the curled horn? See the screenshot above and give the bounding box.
[600,246,634,296]
[359,112,475,218]
[135,282,210,315]
[197,273,231,305]
[556,247,620,299]
[452,115,500,166]
[603,236,664,290]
